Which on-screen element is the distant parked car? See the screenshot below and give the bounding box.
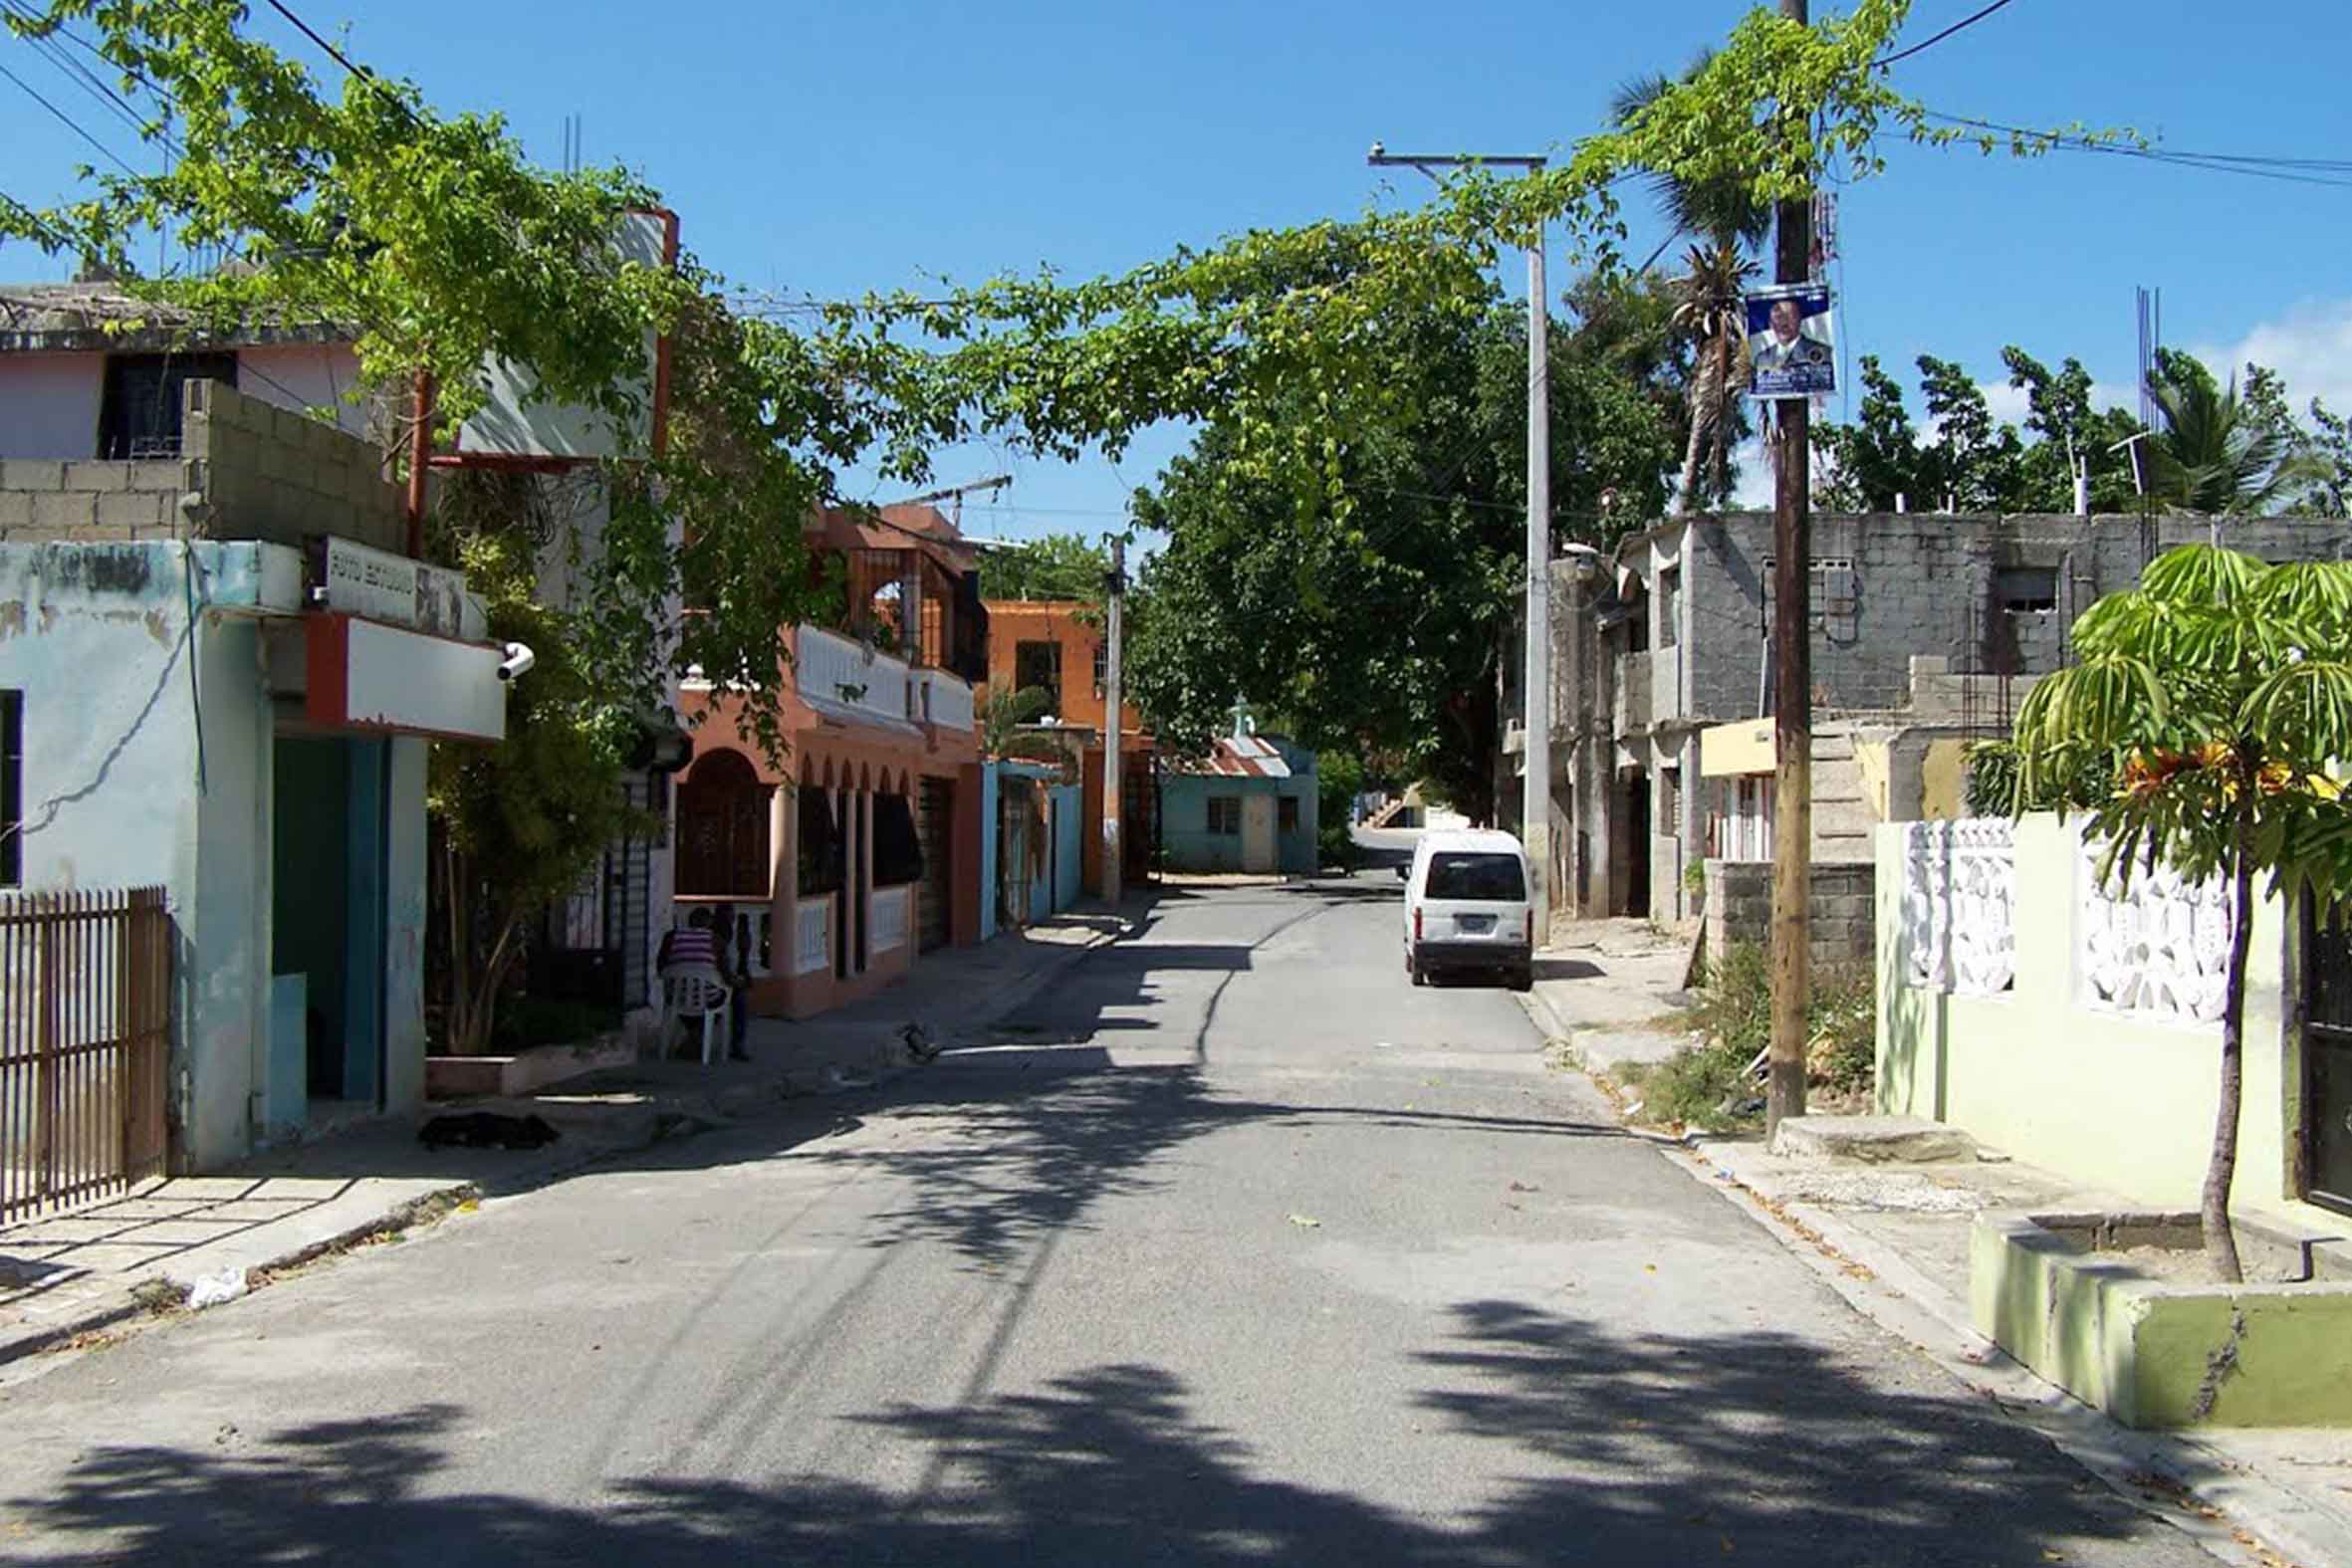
[1398,828,1533,991]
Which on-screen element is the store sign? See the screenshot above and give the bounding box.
[312,536,480,641]
[307,613,507,743]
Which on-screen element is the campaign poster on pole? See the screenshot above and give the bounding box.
[1744,283,1836,401]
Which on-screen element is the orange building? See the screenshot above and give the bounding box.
[674,506,988,1019]
[983,598,1155,892]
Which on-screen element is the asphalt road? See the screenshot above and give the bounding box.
[0,876,2216,1565]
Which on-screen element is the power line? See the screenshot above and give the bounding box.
[1919,109,2352,190]
[0,57,137,175]
[1880,0,2019,67]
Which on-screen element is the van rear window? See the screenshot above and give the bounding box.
[1426,852,1525,901]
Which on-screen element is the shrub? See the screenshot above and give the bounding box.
[1631,942,1878,1127]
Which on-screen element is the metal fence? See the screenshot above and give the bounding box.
[0,888,171,1226]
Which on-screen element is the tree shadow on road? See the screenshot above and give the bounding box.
[8,1304,2212,1566]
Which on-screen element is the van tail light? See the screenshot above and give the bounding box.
[1414,908,1423,943]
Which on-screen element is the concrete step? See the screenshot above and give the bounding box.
[1769,1115,1980,1164]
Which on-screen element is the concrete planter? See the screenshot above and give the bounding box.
[1973,1209,2352,1428]
[424,1032,638,1101]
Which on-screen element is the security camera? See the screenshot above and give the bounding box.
[496,641,536,683]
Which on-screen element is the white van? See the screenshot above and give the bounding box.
[1398,828,1534,991]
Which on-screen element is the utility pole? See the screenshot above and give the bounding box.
[1766,0,1813,1136]
[1101,536,1126,907]
[1367,146,1551,943]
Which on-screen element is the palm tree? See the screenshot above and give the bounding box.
[2147,353,2317,515]
[1612,54,1771,514]
[2007,545,2352,1280]
[1670,240,1758,513]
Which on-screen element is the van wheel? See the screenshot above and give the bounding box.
[1510,967,1533,993]
[1409,960,1426,988]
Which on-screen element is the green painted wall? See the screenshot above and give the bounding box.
[1876,814,2318,1226]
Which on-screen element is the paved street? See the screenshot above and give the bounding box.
[0,877,2214,1565]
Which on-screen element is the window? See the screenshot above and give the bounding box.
[797,785,842,897]
[1015,640,1062,712]
[1092,641,1108,698]
[1207,796,1242,836]
[1425,852,1526,901]
[1762,557,1859,632]
[1,690,18,887]
[99,352,238,459]
[1278,795,1299,834]
[872,793,926,887]
[1657,565,1681,649]
[1660,767,1683,835]
[1999,566,2058,614]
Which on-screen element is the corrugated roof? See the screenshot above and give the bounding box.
[1166,733,1293,780]
[0,283,352,353]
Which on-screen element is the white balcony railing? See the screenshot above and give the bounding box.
[794,897,832,976]
[870,886,910,954]
[796,623,911,728]
[916,669,976,734]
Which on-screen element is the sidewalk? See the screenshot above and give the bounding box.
[1675,1131,2352,1567]
[1511,924,2352,1565]
[0,900,1140,1373]
[1518,916,1693,1081]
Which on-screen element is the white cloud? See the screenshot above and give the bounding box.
[2190,299,2352,416]
[1979,379,2032,429]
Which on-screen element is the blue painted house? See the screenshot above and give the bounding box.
[1160,713,1317,876]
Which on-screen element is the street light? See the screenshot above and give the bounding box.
[1366,145,1553,946]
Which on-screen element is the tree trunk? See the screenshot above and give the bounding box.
[1710,333,1734,504]
[2203,814,2256,1283]
[1676,376,1709,517]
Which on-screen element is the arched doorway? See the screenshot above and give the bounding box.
[676,748,772,898]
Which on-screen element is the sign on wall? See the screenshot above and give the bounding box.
[1744,283,1836,401]
[311,536,481,641]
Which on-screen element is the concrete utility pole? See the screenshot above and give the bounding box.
[1101,536,1126,907]
[1366,146,1551,944]
[1766,0,1813,1136]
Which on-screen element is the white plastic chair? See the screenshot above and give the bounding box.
[660,966,732,1065]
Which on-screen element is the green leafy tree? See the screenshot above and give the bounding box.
[2307,398,2352,519]
[980,534,1109,603]
[2000,346,2143,513]
[1914,354,2026,513]
[1126,301,1672,823]
[427,492,650,1055]
[1816,354,1924,511]
[2005,545,2352,1280]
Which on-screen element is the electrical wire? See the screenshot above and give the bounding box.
[0,56,137,174]
[1920,110,2352,190]
[1879,0,2019,68]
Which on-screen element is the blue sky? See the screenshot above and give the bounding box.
[5,0,2349,530]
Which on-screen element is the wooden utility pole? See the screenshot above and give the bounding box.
[1766,0,1813,1136]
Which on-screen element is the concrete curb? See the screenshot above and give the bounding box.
[1661,1140,2352,1568]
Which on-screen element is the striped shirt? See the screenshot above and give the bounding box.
[659,926,719,972]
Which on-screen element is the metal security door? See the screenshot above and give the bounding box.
[2305,905,2352,1214]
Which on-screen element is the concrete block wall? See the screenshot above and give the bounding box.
[0,380,403,553]
[183,378,405,555]
[1705,857,1875,973]
[0,457,197,542]
[1673,512,2352,729]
